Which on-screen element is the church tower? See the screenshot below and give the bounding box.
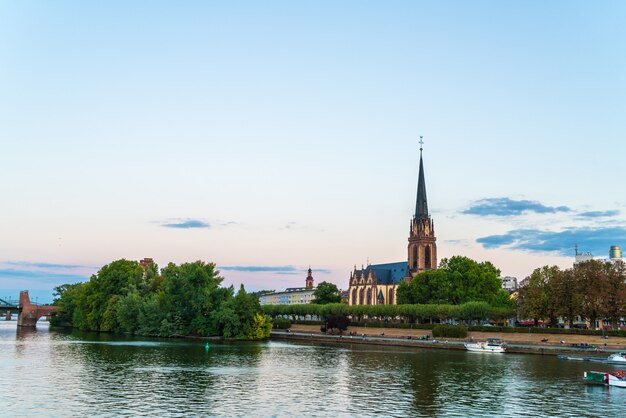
[408,138,437,276]
[305,267,314,287]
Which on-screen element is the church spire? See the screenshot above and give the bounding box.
[415,136,429,219]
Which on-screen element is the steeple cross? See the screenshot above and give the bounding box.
[419,136,424,152]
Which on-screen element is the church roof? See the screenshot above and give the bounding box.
[415,146,429,219]
[355,261,408,285]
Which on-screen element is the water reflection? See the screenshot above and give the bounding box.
[2,322,626,417]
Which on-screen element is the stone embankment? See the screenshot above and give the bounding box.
[271,324,626,356]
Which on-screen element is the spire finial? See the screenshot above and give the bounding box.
[419,136,424,154]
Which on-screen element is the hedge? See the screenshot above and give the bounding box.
[433,325,468,339]
[272,317,291,329]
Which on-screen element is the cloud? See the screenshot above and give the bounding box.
[161,219,210,229]
[3,261,87,270]
[444,239,471,247]
[220,265,332,275]
[476,226,626,256]
[577,210,620,218]
[0,268,88,282]
[463,198,571,217]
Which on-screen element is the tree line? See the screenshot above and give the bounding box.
[52,259,272,339]
[518,260,626,329]
[262,301,514,324]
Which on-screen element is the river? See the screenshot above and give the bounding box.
[1,321,624,416]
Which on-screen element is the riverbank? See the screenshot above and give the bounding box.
[273,324,626,356]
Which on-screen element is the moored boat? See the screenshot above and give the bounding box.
[465,338,506,353]
[607,352,626,363]
[584,370,626,388]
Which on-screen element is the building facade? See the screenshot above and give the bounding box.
[348,142,437,305]
[500,276,518,293]
[259,268,316,305]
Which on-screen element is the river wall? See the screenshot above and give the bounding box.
[270,330,622,357]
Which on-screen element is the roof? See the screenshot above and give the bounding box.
[355,261,408,285]
[415,150,429,218]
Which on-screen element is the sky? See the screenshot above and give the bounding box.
[2,1,626,303]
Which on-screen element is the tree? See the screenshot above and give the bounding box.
[311,281,341,304]
[604,260,626,330]
[324,314,350,334]
[397,256,502,305]
[87,259,144,331]
[551,267,583,328]
[161,261,224,335]
[518,266,560,326]
[53,259,272,340]
[577,260,606,329]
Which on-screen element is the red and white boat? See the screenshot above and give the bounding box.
[584,370,626,388]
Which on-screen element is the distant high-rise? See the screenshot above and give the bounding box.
[609,245,622,261]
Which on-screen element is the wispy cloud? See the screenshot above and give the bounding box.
[161,219,210,229]
[3,261,87,270]
[0,268,88,282]
[577,210,620,218]
[444,239,471,247]
[220,265,332,275]
[463,197,571,217]
[476,226,626,256]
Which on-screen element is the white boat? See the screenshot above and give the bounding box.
[607,352,626,363]
[465,338,506,353]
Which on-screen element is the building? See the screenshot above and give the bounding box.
[500,276,518,293]
[348,140,437,305]
[259,268,316,305]
[574,245,623,266]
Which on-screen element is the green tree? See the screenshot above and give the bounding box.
[311,281,341,304]
[604,260,626,330]
[518,266,560,326]
[397,256,502,305]
[116,291,142,334]
[161,261,223,335]
[86,259,144,331]
[551,267,583,328]
[577,260,606,329]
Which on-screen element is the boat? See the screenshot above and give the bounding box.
[465,338,506,353]
[607,352,626,363]
[584,370,626,388]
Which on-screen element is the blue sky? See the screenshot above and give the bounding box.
[2,1,625,302]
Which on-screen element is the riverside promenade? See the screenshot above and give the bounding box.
[272,324,626,357]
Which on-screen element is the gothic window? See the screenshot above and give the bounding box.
[366,288,372,305]
[351,288,357,305]
[359,288,364,305]
[412,245,418,269]
[425,246,431,269]
[388,288,394,305]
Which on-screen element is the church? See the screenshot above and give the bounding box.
[348,141,437,305]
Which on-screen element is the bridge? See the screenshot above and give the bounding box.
[1,291,59,327]
[0,297,18,320]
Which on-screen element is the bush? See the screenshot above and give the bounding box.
[272,317,291,329]
[432,325,468,339]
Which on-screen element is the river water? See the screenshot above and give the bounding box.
[1,321,625,417]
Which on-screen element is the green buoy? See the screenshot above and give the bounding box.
[205,342,210,352]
